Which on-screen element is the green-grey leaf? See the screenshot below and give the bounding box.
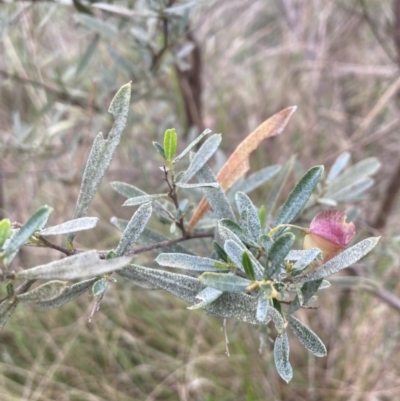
[259,234,273,253]
[75,13,118,38]
[224,239,264,279]
[275,166,324,227]
[188,287,223,310]
[242,251,256,281]
[287,315,327,357]
[37,278,98,309]
[199,272,251,292]
[0,219,11,249]
[119,264,283,327]
[152,141,167,159]
[213,241,228,262]
[156,253,226,272]
[274,331,293,383]
[110,181,146,198]
[92,278,109,297]
[325,157,380,197]
[76,34,99,76]
[180,134,221,183]
[288,279,322,314]
[329,177,373,202]
[219,219,257,247]
[38,217,98,236]
[265,232,295,279]
[17,281,68,303]
[291,248,322,272]
[0,299,19,331]
[293,237,380,284]
[194,162,235,221]
[173,128,211,163]
[16,251,131,280]
[235,192,261,242]
[228,165,281,197]
[256,297,269,322]
[176,182,219,189]
[68,83,131,245]
[164,128,178,161]
[115,203,152,256]
[1,205,53,265]
[326,152,350,182]
[123,194,167,207]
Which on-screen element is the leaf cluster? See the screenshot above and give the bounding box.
[0,83,380,383]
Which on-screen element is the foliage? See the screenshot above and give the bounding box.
[0,83,381,383]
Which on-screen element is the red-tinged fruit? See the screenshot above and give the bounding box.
[303,210,356,261]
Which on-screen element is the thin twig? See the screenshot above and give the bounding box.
[36,235,76,256]
[127,232,213,256]
[0,68,102,112]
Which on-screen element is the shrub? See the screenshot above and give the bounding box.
[0,83,380,382]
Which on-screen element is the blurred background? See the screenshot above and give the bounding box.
[1,0,400,400]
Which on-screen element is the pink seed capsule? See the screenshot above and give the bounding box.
[303,210,356,262]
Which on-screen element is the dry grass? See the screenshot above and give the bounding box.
[1,0,400,400]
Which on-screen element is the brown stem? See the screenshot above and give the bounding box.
[370,0,400,230]
[127,232,213,256]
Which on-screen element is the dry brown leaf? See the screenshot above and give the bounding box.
[188,106,297,231]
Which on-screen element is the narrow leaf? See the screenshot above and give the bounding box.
[293,237,380,284]
[152,141,167,159]
[177,182,219,189]
[173,128,211,163]
[37,278,97,309]
[180,134,221,184]
[228,165,281,196]
[329,177,374,202]
[0,219,11,249]
[188,107,296,229]
[92,278,109,297]
[213,241,228,262]
[68,82,131,244]
[192,161,235,221]
[16,251,131,280]
[236,192,261,242]
[188,287,223,310]
[287,315,327,357]
[38,217,98,236]
[291,248,322,271]
[288,279,322,314]
[17,281,68,303]
[110,181,146,198]
[242,251,256,281]
[274,331,293,383]
[123,194,166,206]
[265,233,295,278]
[115,203,152,256]
[199,272,251,292]
[224,239,264,279]
[119,264,283,327]
[256,297,269,322]
[0,299,19,331]
[156,253,226,272]
[164,128,178,161]
[275,166,324,226]
[219,218,257,247]
[326,152,350,182]
[1,206,53,264]
[325,157,381,197]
